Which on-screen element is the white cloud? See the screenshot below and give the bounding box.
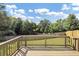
[34,7,68,20]
[71,3,79,11]
[34,8,49,15]
[6,5,17,15]
[6,5,27,20]
[72,7,79,11]
[28,9,33,12]
[61,4,70,10]
[57,12,68,19]
[35,16,41,19]
[15,9,25,14]
[47,11,65,16]
[47,11,68,19]
[75,14,79,19]
[6,5,17,9]
[46,11,58,16]
[27,16,34,19]
[72,3,79,6]
[13,13,27,20]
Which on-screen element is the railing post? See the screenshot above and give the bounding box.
[72,38,76,50]
[77,39,79,51]
[22,36,27,47]
[45,38,47,48]
[25,39,27,47]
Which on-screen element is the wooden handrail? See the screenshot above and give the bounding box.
[22,35,68,38]
[0,36,22,46]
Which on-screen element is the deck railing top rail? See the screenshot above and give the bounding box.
[22,35,68,38]
[0,36,21,46]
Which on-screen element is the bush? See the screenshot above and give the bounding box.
[4,30,16,36]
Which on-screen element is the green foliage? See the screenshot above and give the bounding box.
[63,14,79,31]
[49,14,79,32]
[13,18,22,35]
[37,19,50,33]
[0,4,12,37]
[1,4,79,35]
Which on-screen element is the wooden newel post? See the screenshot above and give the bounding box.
[73,38,79,51]
[22,36,27,47]
[45,38,47,48]
[72,38,76,50]
[25,40,27,47]
[75,38,79,51]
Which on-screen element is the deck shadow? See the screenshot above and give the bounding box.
[27,46,73,51]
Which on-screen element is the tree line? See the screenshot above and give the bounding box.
[0,4,79,36]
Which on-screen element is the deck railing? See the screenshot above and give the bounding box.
[0,35,70,56]
[0,36,22,56]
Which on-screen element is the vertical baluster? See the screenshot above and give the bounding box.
[17,39,20,50]
[4,44,7,56]
[15,41,17,51]
[71,38,72,47]
[11,42,13,55]
[13,41,15,55]
[0,46,3,56]
[9,43,11,55]
[0,46,1,56]
[8,43,10,55]
[7,44,8,56]
[10,43,12,55]
[6,44,8,56]
[65,37,67,48]
[12,41,14,55]
[3,45,5,56]
[13,41,16,54]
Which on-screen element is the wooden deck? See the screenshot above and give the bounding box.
[14,46,79,56]
[26,50,79,56]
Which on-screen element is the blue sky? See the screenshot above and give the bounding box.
[5,3,79,24]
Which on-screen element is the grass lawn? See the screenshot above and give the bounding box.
[26,38,70,46]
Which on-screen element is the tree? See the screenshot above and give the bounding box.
[63,14,79,31]
[30,22,37,34]
[0,4,11,31]
[38,19,50,33]
[14,18,23,35]
[0,4,11,32]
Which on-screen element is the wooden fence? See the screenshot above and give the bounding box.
[66,30,79,51]
[66,30,79,38]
